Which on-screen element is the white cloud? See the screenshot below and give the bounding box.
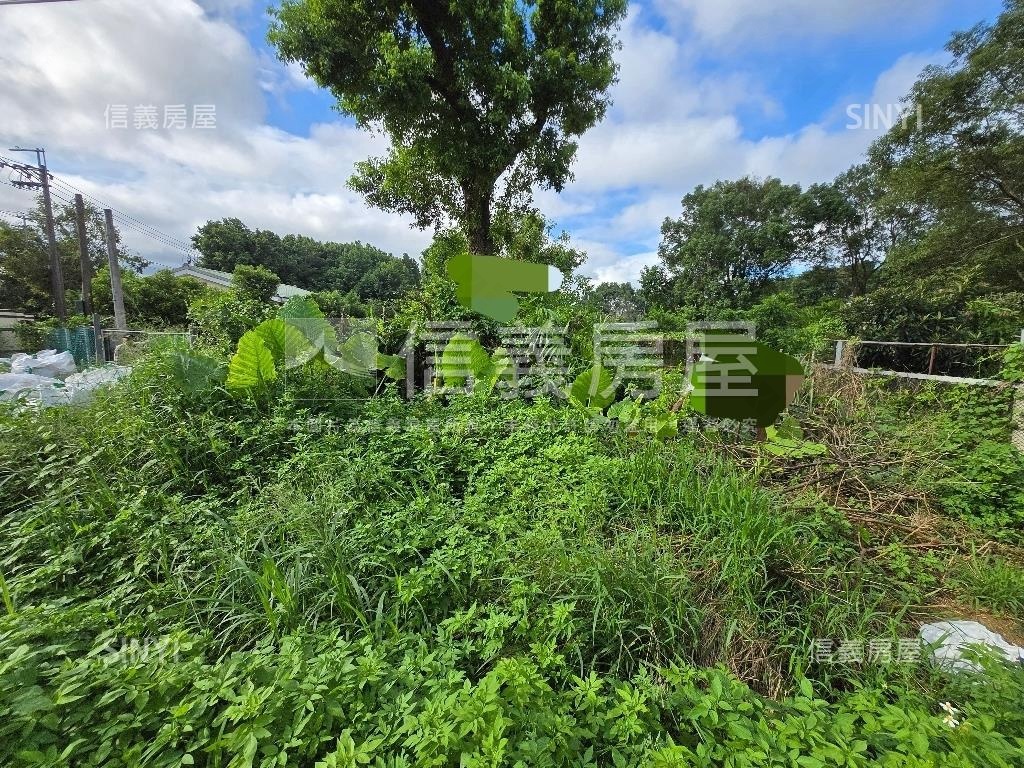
[0,0,950,289]
[195,0,257,14]
[555,24,941,284]
[577,240,655,286]
[0,0,431,270]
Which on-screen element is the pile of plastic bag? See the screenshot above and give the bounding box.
[0,349,131,407]
[10,349,77,378]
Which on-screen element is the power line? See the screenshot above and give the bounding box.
[43,188,190,264]
[47,174,199,254]
[49,175,196,250]
[15,192,186,269]
[21,185,192,264]
[0,1,87,6]
[0,153,201,267]
[0,155,199,254]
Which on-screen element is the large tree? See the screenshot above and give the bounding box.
[656,177,810,315]
[869,0,1024,291]
[801,164,914,297]
[267,0,627,256]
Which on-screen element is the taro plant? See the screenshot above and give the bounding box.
[607,394,680,439]
[225,297,395,395]
[436,333,513,395]
[566,364,616,417]
[762,414,827,458]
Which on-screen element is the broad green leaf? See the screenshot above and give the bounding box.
[377,353,406,380]
[277,295,324,320]
[253,318,316,369]
[608,396,642,427]
[439,333,491,388]
[227,331,277,392]
[568,365,616,410]
[327,331,378,376]
[798,677,814,698]
[479,346,514,395]
[648,414,679,439]
[168,351,225,393]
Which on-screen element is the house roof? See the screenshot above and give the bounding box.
[171,264,310,302]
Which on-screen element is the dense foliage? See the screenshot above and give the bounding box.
[640,0,1024,358]
[1,345,1023,765]
[192,218,421,302]
[268,0,627,255]
[0,199,142,317]
[4,3,1024,765]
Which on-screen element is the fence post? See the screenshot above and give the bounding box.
[92,314,105,364]
[927,345,937,375]
[1014,386,1024,453]
[834,340,845,367]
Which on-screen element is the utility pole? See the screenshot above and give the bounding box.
[104,209,127,337]
[6,147,66,321]
[73,193,105,363]
[74,194,92,314]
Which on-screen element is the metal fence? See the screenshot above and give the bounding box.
[829,339,1024,451]
[52,326,100,366]
[835,339,1014,379]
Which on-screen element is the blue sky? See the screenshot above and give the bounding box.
[0,0,1007,281]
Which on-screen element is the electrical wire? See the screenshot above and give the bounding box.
[35,186,187,268]
[0,155,203,267]
[48,175,198,253]
[0,1,87,6]
[0,156,200,257]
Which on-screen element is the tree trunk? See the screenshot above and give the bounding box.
[850,258,870,297]
[464,180,495,256]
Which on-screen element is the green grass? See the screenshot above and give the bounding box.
[1,350,1023,766]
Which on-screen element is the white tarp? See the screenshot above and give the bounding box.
[0,373,64,404]
[920,620,1024,673]
[0,366,131,407]
[10,349,77,379]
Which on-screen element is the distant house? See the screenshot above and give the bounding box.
[0,309,35,353]
[170,264,310,304]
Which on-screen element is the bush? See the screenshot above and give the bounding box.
[3,344,1024,765]
[232,264,280,303]
[186,289,273,352]
[14,315,92,352]
[93,268,208,328]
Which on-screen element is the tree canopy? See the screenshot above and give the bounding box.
[869,0,1024,291]
[0,197,143,316]
[191,218,420,301]
[654,177,809,316]
[268,0,627,255]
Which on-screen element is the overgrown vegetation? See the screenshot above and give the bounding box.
[4,2,1024,765]
[2,339,1024,765]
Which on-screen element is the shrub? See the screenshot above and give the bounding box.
[232,264,280,304]
[186,289,273,352]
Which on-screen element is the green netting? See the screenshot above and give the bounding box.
[52,327,99,366]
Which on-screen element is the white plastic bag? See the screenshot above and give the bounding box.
[10,349,77,378]
[0,372,64,403]
[0,366,130,407]
[920,620,1024,673]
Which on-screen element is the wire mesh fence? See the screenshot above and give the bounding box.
[836,340,1012,379]
[51,326,100,367]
